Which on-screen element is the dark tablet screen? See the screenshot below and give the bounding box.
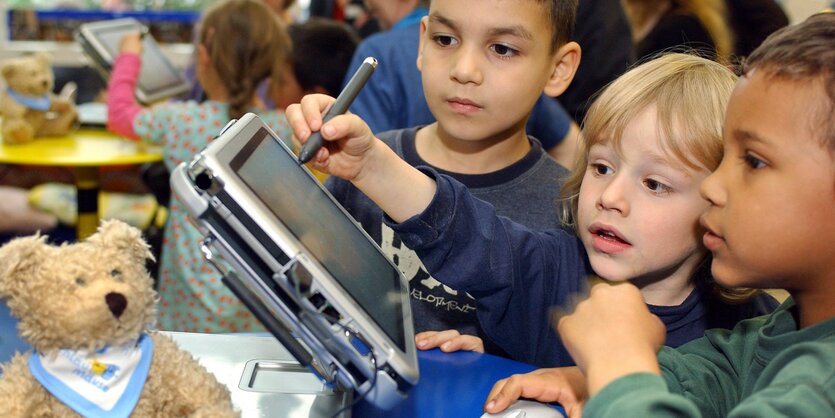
[84,20,187,99]
[231,128,406,351]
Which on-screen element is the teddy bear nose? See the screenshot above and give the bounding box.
[105,292,128,318]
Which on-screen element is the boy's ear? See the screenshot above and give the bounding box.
[543,41,581,97]
[416,16,430,73]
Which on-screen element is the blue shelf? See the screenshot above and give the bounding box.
[11,9,200,23]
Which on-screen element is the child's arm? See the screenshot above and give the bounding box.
[556,283,665,395]
[106,32,144,141]
[580,323,835,418]
[289,95,588,366]
[286,94,436,222]
[550,284,821,418]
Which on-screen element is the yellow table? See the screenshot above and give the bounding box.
[0,129,163,239]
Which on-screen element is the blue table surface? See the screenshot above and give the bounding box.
[3,301,565,417]
[357,348,566,417]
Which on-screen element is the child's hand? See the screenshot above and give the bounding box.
[50,98,72,112]
[415,330,485,353]
[119,32,143,55]
[286,94,379,182]
[483,367,587,418]
[555,282,665,395]
[287,94,437,222]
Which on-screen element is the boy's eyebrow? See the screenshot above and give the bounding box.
[429,14,458,31]
[428,14,534,41]
[733,128,773,146]
[488,25,534,41]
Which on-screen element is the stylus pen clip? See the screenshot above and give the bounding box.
[297,56,378,164]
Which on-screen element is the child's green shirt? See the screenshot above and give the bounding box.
[584,298,835,417]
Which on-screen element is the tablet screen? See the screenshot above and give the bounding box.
[89,23,187,96]
[231,128,407,351]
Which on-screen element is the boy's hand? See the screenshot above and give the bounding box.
[484,367,587,418]
[286,94,379,182]
[556,282,665,395]
[415,330,484,353]
[119,32,143,55]
[287,94,438,223]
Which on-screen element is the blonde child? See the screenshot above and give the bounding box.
[483,13,835,417]
[106,0,292,333]
[287,49,778,368]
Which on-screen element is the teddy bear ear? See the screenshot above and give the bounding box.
[86,219,154,263]
[1,61,17,80]
[0,234,48,299]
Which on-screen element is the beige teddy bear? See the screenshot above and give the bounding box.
[0,220,239,417]
[0,52,78,144]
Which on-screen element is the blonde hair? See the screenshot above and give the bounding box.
[560,53,756,301]
[623,0,733,63]
[198,0,291,119]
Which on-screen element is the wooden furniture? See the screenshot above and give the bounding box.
[0,129,162,239]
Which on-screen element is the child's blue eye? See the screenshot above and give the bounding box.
[644,179,672,195]
[591,163,613,176]
[432,35,457,47]
[491,44,519,57]
[743,153,767,169]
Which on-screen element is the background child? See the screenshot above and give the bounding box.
[322,0,578,355]
[622,0,733,63]
[272,17,361,110]
[287,52,776,367]
[107,0,293,333]
[482,12,835,416]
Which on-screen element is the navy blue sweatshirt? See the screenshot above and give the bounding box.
[387,169,778,367]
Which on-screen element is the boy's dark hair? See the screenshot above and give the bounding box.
[288,17,360,96]
[541,0,578,53]
[744,12,835,152]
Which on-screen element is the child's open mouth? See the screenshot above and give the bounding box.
[589,226,631,254]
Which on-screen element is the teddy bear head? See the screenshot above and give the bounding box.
[0,220,156,353]
[1,52,55,97]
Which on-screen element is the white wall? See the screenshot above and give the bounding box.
[779,0,834,23]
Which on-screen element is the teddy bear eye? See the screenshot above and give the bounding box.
[75,277,86,286]
[110,269,122,279]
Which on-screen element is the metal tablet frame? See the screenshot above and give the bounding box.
[170,114,418,410]
[74,17,190,104]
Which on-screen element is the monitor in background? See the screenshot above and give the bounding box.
[75,18,190,104]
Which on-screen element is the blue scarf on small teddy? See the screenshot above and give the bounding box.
[6,87,52,111]
[28,334,153,418]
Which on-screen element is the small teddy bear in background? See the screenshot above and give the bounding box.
[0,220,239,417]
[0,52,78,144]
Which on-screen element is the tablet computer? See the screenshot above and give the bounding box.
[170,113,419,410]
[75,18,190,104]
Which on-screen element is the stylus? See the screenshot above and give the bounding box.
[297,56,378,164]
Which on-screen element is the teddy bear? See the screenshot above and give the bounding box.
[0,52,78,144]
[0,220,239,417]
